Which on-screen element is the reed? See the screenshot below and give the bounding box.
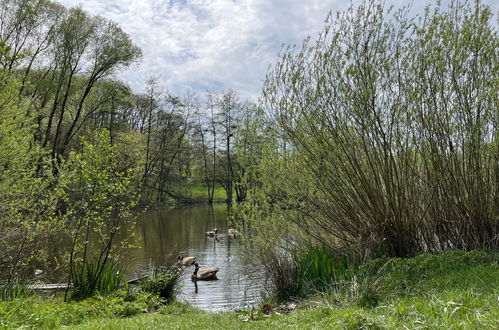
[0,283,32,301]
[294,246,357,294]
[262,245,361,300]
[71,260,126,300]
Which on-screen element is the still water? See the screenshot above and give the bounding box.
[122,204,265,312]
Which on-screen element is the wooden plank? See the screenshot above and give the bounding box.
[27,276,146,291]
[28,284,69,290]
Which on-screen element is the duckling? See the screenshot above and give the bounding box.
[205,228,220,237]
[228,228,238,238]
[191,262,219,281]
[177,255,196,266]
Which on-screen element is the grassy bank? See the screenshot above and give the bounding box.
[1,250,498,329]
[189,185,227,203]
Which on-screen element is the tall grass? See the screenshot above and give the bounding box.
[294,246,358,294]
[0,283,32,301]
[266,244,499,308]
[71,260,126,300]
[264,245,360,300]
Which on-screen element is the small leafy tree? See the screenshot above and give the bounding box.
[62,130,140,300]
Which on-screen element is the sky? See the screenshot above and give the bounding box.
[56,0,498,99]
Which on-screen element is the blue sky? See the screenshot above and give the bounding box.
[56,0,498,98]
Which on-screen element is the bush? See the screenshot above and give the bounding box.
[140,268,180,301]
[245,0,499,260]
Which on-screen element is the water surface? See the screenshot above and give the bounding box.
[123,204,265,312]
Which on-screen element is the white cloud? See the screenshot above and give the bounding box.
[56,0,499,99]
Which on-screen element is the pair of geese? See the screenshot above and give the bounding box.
[205,228,238,238]
[178,255,219,281]
[180,228,239,281]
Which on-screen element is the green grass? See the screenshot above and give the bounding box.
[1,250,498,329]
[292,245,357,297]
[189,185,227,202]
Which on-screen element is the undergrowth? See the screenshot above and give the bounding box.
[0,250,497,329]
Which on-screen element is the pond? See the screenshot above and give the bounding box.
[122,203,266,312]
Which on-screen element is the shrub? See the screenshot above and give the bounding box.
[244,0,499,261]
[140,268,180,301]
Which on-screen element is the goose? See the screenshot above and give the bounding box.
[205,228,220,237]
[191,262,220,281]
[228,228,238,238]
[177,255,196,266]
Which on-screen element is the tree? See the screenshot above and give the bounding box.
[0,45,62,282]
[62,131,140,300]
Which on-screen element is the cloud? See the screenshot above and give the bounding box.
[56,0,499,99]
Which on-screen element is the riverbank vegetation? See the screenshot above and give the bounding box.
[0,0,497,327]
[235,0,498,300]
[1,250,498,329]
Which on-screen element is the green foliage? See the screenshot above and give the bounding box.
[0,59,63,282]
[0,283,32,301]
[266,245,356,300]
[293,246,358,296]
[140,268,180,301]
[62,130,141,300]
[71,260,126,300]
[241,0,499,280]
[0,290,163,328]
[0,40,27,69]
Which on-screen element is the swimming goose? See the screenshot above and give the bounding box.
[205,228,220,237]
[177,255,196,266]
[228,228,238,238]
[191,262,220,281]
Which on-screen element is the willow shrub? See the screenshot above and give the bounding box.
[238,0,498,274]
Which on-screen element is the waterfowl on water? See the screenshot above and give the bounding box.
[228,228,238,238]
[177,255,196,266]
[205,228,220,237]
[191,262,220,281]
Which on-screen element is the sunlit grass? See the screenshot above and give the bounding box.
[189,185,227,202]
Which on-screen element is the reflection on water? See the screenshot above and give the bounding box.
[123,204,265,312]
